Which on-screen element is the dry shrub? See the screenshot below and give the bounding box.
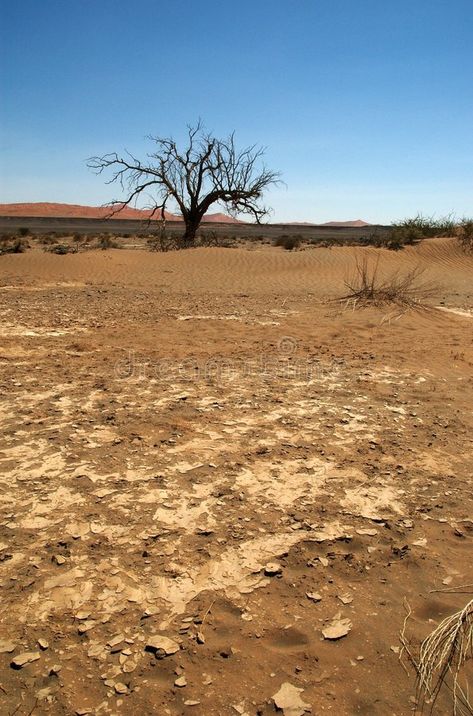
[457,219,473,252]
[400,595,473,715]
[339,256,436,309]
[274,234,300,251]
[416,598,473,715]
[147,231,180,252]
[0,236,29,254]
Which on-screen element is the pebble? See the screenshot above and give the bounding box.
[174,676,187,687]
[264,562,282,576]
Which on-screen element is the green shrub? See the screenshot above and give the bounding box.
[390,214,456,249]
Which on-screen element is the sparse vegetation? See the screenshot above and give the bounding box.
[416,598,473,715]
[47,243,75,255]
[0,236,29,254]
[274,234,301,251]
[18,227,31,237]
[457,218,473,252]
[147,229,179,252]
[388,215,456,250]
[339,256,436,308]
[38,235,59,246]
[96,234,119,250]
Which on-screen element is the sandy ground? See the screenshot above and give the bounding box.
[0,239,472,715]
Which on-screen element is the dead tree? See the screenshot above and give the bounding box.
[88,121,280,244]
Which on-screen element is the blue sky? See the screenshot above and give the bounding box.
[1,0,472,223]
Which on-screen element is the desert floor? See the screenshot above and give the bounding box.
[0,238,472,716]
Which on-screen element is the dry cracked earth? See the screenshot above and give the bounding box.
[0,243,472,715]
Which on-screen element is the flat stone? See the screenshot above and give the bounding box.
[272,682,311,716]
[145,635,180,657]
[0,639,16,654]
[264,562,282,576]
[322,618,352,640]
[11,651,41,668]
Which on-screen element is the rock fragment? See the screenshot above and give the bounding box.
[145,635,180,657]
[0,640,16,654]
[272,682,311,716]
[264,562,282,576]
[11,651,41,669]
[322,617,352,640]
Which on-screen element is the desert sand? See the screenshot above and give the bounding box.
[0,238,472,715]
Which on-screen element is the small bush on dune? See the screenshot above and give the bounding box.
[389,214,456,250]
[0,236,29,254]
[38,235,59,245]
[197,231,233,248]
[457,218,473,252]
[47,243,75,255]
[274,235,300,251]
[147,231,180,252]
[96,235,119,250]
[339,256,436,309]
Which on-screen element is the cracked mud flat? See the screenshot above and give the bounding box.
[1,239,473,715]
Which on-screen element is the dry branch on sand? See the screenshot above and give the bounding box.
[400,598,473,715]
[338,256,436,310]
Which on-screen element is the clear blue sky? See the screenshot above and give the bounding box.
[1,0,472,223]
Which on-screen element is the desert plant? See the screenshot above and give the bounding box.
[415,598,473,714]
[96,235,119,250]
[88,120,280,245]
[274,235,300,251]
[47,243,74,254]
[18,226,31,237]
[38,235,58,245]
[197,230,233,247]
[0,237,29,254]
[339,256,436,308]
[457,218,473,252]
[390,214,456,249]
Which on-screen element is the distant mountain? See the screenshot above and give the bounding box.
[320,219,371,227]
[0,202,243,223]
[285,219,371,227]
[203,212,244,224]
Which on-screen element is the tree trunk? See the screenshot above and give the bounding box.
[182,214,201,246]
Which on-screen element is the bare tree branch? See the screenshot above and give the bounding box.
[87,122,281,244]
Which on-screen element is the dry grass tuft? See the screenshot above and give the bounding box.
[338,256,436,310]
[400,598,473,715]
[417,599,473,714]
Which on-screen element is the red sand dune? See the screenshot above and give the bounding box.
[0,202,243,223]
[321,219,371,227]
